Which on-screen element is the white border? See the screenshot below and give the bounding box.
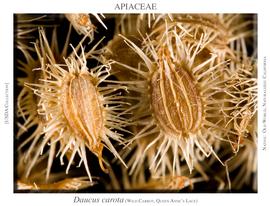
[1,0,270,206]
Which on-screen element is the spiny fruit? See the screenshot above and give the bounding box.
[111,14,256,181]
[15,13,257,192]
[18,27,127,183]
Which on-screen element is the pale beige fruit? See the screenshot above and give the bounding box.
[18,26,127,183]
[150,49,203,137]
[65,13,107,41]
[114,14,257,182]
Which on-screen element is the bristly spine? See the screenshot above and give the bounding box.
[21,27,128,182]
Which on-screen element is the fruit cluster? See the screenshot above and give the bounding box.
[15,14,257,192]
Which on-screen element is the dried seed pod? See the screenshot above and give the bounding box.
[65,13,107,41]
[26,42,129,182]
[15,13,257,192]
[116,15,257,181]
[150,48,203,137]
[17,25,128,184]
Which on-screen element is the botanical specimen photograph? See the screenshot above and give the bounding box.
[14,13,257,192]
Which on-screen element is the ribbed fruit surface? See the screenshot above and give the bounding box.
[61,73,103,145]
[151,66,203,137]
